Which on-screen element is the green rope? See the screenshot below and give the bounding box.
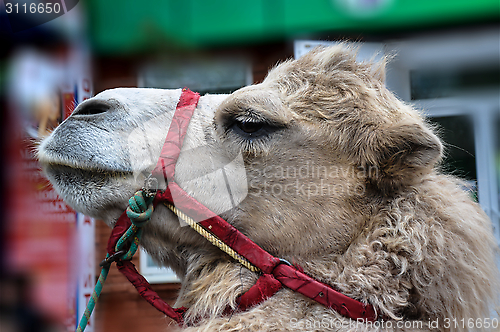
[75,190,154,332]
[76,266,109,332]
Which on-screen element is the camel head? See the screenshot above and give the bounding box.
[38,45,498,331]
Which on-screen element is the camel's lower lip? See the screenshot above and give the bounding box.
[38,147,134,175]
[44,163,133,184]
[38,141,134,175]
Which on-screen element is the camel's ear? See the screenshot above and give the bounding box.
[365,122,443,192]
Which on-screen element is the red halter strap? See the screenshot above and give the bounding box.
[107,88,377,326]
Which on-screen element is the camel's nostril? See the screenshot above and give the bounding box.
[73,100,112,116]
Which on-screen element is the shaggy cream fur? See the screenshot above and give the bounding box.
[39,45,499,331]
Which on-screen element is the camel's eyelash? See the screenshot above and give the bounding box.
[215,108,286,156]
[226,111,268,127]
[223,107,285,128]
[227,116,283,139]
[216,116,277,155]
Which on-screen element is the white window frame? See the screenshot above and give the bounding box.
[294,32,500,246]
[294,40,385,64]
[385,29,500,246]
[139,248,180,283]
[413,97,499,244]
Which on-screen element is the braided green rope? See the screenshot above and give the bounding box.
[117,191,154,260]
[76,266,109,332]
[75,190,153,332]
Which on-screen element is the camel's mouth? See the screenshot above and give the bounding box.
[45,163,131,179]
[38,142,134,175]
[40,162,138,219]
[43,163,133,190]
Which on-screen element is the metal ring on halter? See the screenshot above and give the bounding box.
[99,250,127,267]
[278,258,292,266]
[142,174,159,198]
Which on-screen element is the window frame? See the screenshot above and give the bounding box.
[294,32,500,246]
[139,248,180,284]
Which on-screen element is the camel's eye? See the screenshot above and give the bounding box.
[230,117,279,139]
[236,120,264,134]
[223,112,284,144]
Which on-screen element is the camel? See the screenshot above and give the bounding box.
[38,45,499,331]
